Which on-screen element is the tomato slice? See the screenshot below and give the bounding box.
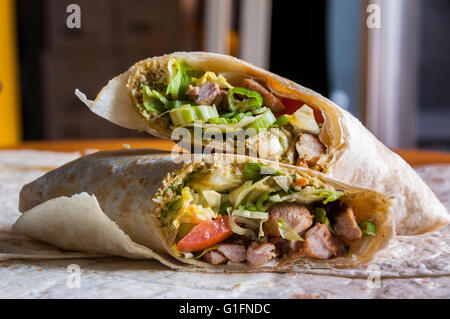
[278,98,324,124]
[177,216,233,252]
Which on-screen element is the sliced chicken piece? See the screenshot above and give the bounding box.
[203,250,227,265]
[196,82,220,105]
[296,133,326,166]
[240,78,285,112]
[304,223,346,260]
[185,84,200,97]
[264,203,314,237]
[246,242,278,266]
[217,244,246,263]
[213,89,228,111]
[332,204,362,243]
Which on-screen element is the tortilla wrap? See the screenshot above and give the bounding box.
[75,52,449,235]
[14,150,394,270]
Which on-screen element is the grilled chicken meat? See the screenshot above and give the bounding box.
[296,133,326,166]
[246,242,278,266]
[304,223,346,260]
[264,203,314,237]
[217,244,246,263]
[332,204,362,243]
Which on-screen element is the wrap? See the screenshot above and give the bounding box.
[14,150,394,270]
[75,52,449,235]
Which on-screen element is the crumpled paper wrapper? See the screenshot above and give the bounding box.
[0,150,449,298]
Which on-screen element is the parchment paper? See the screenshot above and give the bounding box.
[0,150,449,298]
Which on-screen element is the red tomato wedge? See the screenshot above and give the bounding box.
[278,98,324,124]
[177,216,233,252]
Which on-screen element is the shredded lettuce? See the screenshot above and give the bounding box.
[193,244,222,260]
[231,209,268,220]
[142,86,166,114]
[296,187,344,205]
[229,216,258,240]
[242,163,283,181]
[201,190,221,212]
[273,175,292,192]
[255,192,274,212]
[267,187,344,205]
[229,176,271,208]
[231,210,268,238]
[277,218,304,241]
[166,59,193,99]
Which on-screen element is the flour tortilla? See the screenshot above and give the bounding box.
[75,52,449,235]
[14,150,394,270]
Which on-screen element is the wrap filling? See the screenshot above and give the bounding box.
[129,58,327,170]
[155,160,377,266]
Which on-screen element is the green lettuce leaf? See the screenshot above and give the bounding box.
[166,59,194,99]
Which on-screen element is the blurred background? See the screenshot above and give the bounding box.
[0,0,449,150]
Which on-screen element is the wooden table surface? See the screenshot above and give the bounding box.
[3,138,450,166]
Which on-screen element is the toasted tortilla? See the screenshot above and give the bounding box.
[14,150,394,270]
[75,52,449,235]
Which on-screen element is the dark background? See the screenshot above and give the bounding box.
[14,0,450,150]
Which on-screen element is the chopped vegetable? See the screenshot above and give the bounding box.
[192,71,233,89]
[289,104,320,135]
[166,59,193,99]
[219,201,232,215]
[228,176,270,208]
[166,99,192,109]
[142,86,165,114]
[160,198,182,226]
[193,244,222,260]
[273,175,292,192]
[177,217,233,252]
[266,187,343,205]
[169,105,196,126]
[172,187,217,228]
[169,105,219,126]
[228,216,258,240]
[280,98,325,124]
[273,114,290,127]
[314,208,336,234]
[277,218,304,241]
[201,190,221,211]
[359,220,376,236]
[256,192,273,212]
[298,187,344,205]
[245,109,276,133]
[188,164,243,192]
[231,210,268,238]
[231,209,268,220]
[242,163,283,181]
[227,87,263,112]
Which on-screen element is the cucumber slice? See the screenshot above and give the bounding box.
[193,105,219,121]
[169,105,219,126]
[244,110,276,133]
[169,106,196,126]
